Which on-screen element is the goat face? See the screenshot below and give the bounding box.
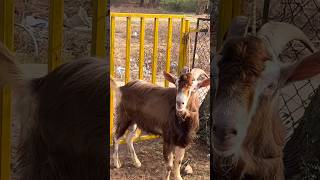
[163,68,210,113]
[212,21,318,158]
[212,37,277,156]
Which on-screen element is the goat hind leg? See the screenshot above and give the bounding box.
[173,147,185,180]
[113,120,130,168]
[113,136,122,168]
[126,124,141,168]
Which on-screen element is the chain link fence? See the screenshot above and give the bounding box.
[190,17,211,144]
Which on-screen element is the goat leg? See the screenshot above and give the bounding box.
[173,146,185,180]
[126,124,141,168]
[163,143,174,180]
[113,136,121,168]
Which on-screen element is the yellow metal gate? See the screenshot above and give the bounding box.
[110,13,192,144]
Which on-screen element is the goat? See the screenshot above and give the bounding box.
[0,42,108,180]
[211,18,320,179]
[111,68,210,180]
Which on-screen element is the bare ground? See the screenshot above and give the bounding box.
[110,139,210,180]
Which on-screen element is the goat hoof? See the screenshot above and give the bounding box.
[134,160,142,168]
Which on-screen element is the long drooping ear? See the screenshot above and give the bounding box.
[280,51,320,87]
[163,71,176,84]
[197,78,210,88]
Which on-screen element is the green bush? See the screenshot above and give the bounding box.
[163,0,198,13]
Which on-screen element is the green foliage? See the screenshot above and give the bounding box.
[162,0,198,13]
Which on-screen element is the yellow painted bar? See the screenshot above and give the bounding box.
[178,18,186,75]
[110,16,115,140]
[0,0,14,50]
[216,0,243,49]
[110,135,160,146]
[0,0,13,179]
[0,86,11,180]
[125,17,131,84]
[139,17,145,80]
[151,18,159,84]
[48,0,64,72]
[165,18,173,87]
[183,20,190,68]
[91,0,107,57]
[111,12,185,19]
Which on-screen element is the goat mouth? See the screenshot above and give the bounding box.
[213,142,237,157]
[213,147,235,157]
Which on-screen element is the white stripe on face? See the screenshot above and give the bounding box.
[176,91,189,111]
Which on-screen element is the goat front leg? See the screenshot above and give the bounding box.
[163,143,174,180]
[126,124,141,167]
[173,146,185,180]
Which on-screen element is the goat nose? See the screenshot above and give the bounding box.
[176,101,184,106]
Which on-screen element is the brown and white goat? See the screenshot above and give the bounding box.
[211,20,320,179]
[111,68,210,180]
[0,42,108,180]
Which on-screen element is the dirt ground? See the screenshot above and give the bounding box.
[110,139,210,180]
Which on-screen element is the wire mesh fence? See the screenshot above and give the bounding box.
[190,17,211,144]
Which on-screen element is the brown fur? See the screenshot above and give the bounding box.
[217,36,270,109]
[0,42,109,180]
[213,37,285,179]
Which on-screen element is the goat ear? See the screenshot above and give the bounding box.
[163,71,176,84]
[198,78,210,88]
[280,51,320,87]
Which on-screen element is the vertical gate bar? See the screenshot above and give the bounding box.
[0,86,11,180]
[110,16,115,140]
[192,18,200,68]
[125,17,131,84]
[48,0,64,72]
[151,18,159,84]
[139,17,145,80]
[178,18,186,75]
[216,0,242,49]
[165,18,173,87]
[183,20,190,68]
[0,0,13,179]
[91,0,107,57]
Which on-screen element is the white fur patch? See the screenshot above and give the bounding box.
[176,91,189,111]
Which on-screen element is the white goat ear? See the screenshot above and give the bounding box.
[163,71,176,84]
[279,51,320,87]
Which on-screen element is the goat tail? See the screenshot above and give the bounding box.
[0,42,23,86]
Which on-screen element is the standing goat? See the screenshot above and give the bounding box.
[0,42,108,180]
[111,68,210,180]
[211,18,320,179]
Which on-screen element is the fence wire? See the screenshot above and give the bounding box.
[190,17,211,144]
